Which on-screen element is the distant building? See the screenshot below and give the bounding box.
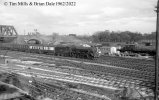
[99,46,120,55]
[69,34,76,37]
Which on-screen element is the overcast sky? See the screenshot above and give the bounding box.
[0,0,157,35]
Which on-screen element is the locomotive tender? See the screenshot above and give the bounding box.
[0,43,101,59]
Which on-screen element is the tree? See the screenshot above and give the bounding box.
[91,30,155,43]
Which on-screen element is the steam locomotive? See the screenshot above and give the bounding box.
[0,42,101,59]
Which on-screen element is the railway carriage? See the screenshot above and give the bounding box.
[42,46,55,54]
[12,44,28,52]
[28,44,55,54]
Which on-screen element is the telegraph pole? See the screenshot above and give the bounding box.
[155,0,159,99]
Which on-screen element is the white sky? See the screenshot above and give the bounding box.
[0,0,157,35]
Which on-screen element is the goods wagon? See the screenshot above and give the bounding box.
[119,44,155,56]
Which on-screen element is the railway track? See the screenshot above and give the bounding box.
[99,55,155,71]
[4,50,155,72]
[0,50,156,91]
[100,55,154,65]
[7,51,154,80]
[0,65,115,100]
[0,64,118,89]
[0,65,153,100]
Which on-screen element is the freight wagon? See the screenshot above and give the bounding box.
[119,44,155,56]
